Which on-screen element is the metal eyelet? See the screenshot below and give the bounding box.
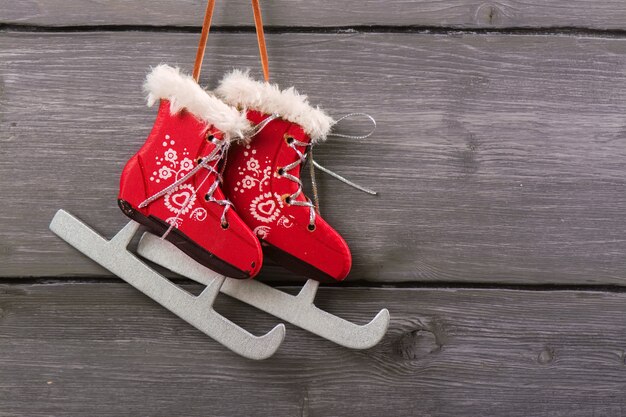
[221,222,229,230]
[197,157,204,165]
[284,133,295,145]
[206,133,215,143]
[277,167,285,176]
[204,194,210,201]
[307,223,316,232]
[281,194,292,205]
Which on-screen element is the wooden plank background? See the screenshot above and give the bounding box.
[1,32,625,283]
[1,1,626,415]
[2,283,626,417]
[4,0,626,29]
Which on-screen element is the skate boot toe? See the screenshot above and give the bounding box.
[261,217,352,282]
[118,199,262,279]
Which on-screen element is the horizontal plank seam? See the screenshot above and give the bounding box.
[3,24,626,38]
[2,278,626,293]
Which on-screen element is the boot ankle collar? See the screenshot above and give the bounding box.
[215,70,335,144]
[144,65,252,143]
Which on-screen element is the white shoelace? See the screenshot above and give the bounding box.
[139,112,375,236]
[139,115,281,239]
[138,137,231,238]
[278,113,378,229]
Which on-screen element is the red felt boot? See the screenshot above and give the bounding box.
[118,65,263,279]
[216,71,351,282]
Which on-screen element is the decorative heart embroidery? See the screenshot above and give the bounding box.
[257,200,276,216]
[171,191,192,208]
[250,192,283,224]
[164,184,196,216]
[146,137,204,225]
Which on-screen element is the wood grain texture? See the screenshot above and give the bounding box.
[4,0,626,29]
[1,283,626,416]
[1,32,625,283]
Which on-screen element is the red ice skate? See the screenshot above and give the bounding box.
[216,71,352,282]
[118,65,263,279]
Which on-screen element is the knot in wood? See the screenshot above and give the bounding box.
[475,3,502,26]
[537,346,555,365]
[395,329,441,360]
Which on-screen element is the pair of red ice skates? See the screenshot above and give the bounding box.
[118,65,351,282]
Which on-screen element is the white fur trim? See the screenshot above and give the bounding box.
[144,65,252,142]
[215,70,335,142]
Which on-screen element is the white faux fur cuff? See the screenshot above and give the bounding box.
[144,65,252,142]
[215,70,335,143]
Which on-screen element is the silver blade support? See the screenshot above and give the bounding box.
[137,232,390,350]
[49,209,285,360]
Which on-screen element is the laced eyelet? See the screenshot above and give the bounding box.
[284,133,295,145]
[206,133,215,143]
[307,223,316,232]
[139,142,235,241]
[277,167,285,176]
[281,194,292,205]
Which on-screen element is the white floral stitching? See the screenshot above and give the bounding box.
[148,134,206,227]
[235,144,300,238]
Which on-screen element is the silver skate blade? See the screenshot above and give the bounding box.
[49,209,285,360]
[138,232,390,350]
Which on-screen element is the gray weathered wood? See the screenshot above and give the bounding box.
[4,0,626,29]
[1,283,626,416]
[1,32,625,283]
